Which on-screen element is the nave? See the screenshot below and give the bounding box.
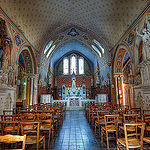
[49,111,102,150]
[0,102,150,150]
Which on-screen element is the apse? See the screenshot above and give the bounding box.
[50,41,98,69]
[49,41,97,101]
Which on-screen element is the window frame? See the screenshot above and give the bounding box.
[70,54,77,74]
[63,57,69,75]
[79,57,84,75]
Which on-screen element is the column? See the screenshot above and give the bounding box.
[26,77,31,105]
[114,75,119,104]
[120,75,125,106]
[34,74,38,104]
[24,77,27,100]
[30,77,34,105]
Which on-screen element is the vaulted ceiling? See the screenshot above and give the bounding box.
[0,0,149,51]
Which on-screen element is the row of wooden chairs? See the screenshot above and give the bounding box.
[85,102,150,149]
[0,134,26,150]
[0,114,54,149]
[0,102,66,149]
[0,121,45,150]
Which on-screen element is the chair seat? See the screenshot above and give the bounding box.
[118,119,123,124]
[95,120,105,125]
[146,125,150,131]
[23,125,37,130]
[143,137,150,144]
[40,124,53,130]
[4,126,18,131]
[119,126,136,131]
[117,138,141,148]
[101,125,116,132]
[26,136,44,145]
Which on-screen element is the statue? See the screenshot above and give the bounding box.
[140,64,149,85]
[1,53,8,70]
[8,65,14,86]
[136,16,150,61]
[0,70,8,85]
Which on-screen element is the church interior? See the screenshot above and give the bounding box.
[0,0,150,149]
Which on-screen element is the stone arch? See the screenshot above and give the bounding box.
[18,45,37,74]
[113,44,132,74]
[16,45,38,106]
[112,43,134,108]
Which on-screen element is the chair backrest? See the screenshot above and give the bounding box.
[1,114,17,121]
[123,114,138,123]
[3,109,16,115]
[21,121,40,136]
[97,110,110,123]
[43,109,54,114]
[36,113,53,121]
[20,113,35,121]
[143,114,150,123]
[0,134,26,150]
[131,108,141,116]
[124,123,145,149]
[143,110,150,115]
[1,121,19,135]
[104,115,119,131]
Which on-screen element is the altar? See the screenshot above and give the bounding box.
[62,71,86,101]
[40,71,96,110]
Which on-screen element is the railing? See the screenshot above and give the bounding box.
[52,99,96,108]
[40,94,97,109]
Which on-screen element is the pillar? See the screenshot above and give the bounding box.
[114,75,119,105]
[30,77,34,105]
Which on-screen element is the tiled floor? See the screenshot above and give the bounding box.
[49,111,102,150]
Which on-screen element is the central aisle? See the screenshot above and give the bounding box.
[49,111,101,150]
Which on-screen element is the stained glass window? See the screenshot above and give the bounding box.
[71,55,76,74]
[63,58,69,74]
[79,57,84,74]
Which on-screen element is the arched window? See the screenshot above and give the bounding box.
[63,58,69,74]
[70,55,76,74]
[79,57,84,74]
[91,45,101,58]
[44,40,53,54]
[93,39,104,54]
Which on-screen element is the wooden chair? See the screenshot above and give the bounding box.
[21,121,45,150]
[1,115,19,135]
[143,114,150,136]
[44,108,60,132]
[0,134,26,150]
[37,113,54,147]
[119,114,138,135]
[91,107,99,129]
[1,121,20,135]
[131,108,141,117]
[95,110,109,136]
[112,109,123,125]
[117,123,145,150]
[101,115,119,149]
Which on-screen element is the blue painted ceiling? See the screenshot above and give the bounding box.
[50,41,98,68]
